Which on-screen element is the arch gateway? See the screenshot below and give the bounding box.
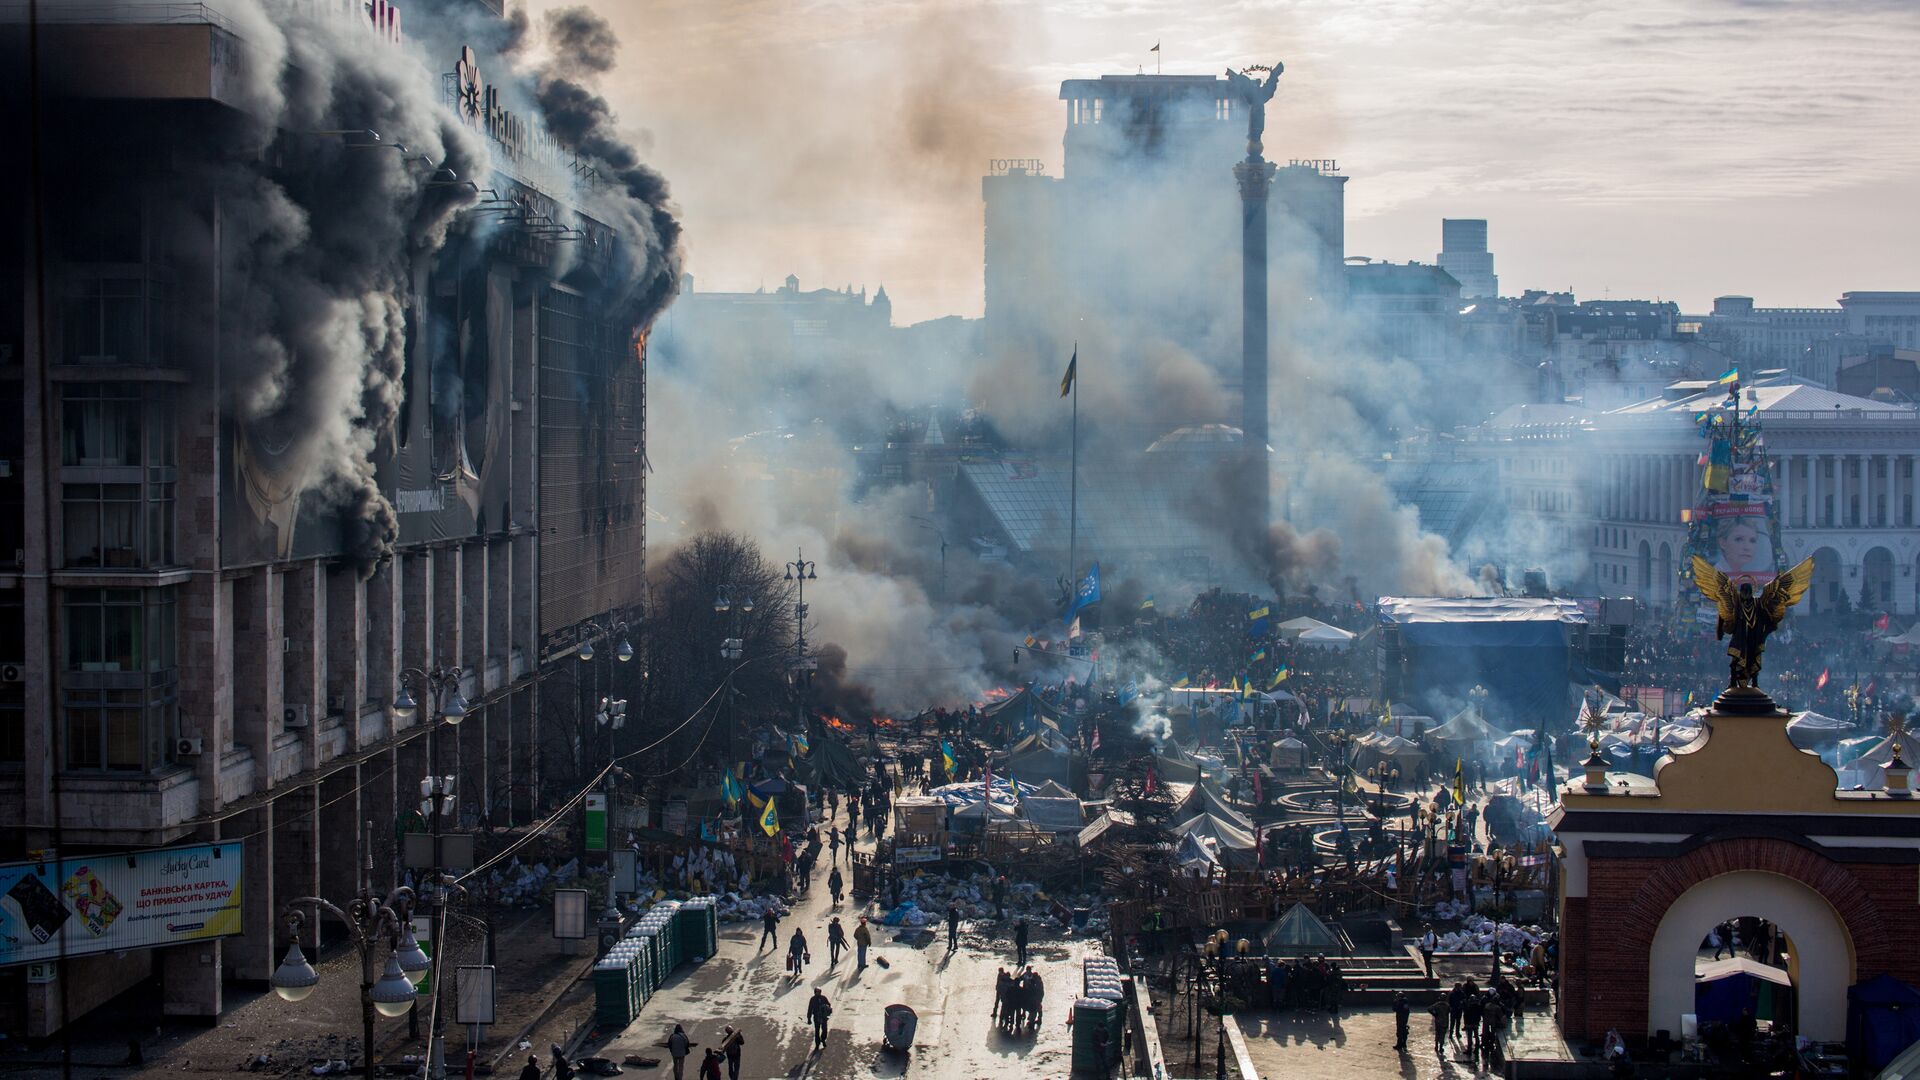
[1550,692,1920,1043]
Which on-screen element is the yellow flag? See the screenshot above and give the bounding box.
[1453,758,1465,806]
[759,797,779,837]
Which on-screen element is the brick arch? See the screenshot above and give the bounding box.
[1619,835,1891,971]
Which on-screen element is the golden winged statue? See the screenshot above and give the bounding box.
[1690,555,1815,690]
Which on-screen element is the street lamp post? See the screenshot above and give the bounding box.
[392,665,466,1078]
[784,551,818,727]
[911,516,948,602]
[1490,851,1516,979]
[269,825,427,1080]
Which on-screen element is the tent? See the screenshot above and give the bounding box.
[1020,793,1085,833]
[1175,831,1219,871]
[1425,708,1511,746]
[1263,902,1344,956]
[1849,975,1920,1075]
[1276,615,1337,637]
[1174,783,1254,832]
[983,686,1068,735]
[1270,737,1308,771]
[1882,623,1920,647]
[1695,957,1791,1027]
[1174,811,1256,854]
[1297,623,1357,649]
[1006,729,1075,786]
[1839,735,1905,790]
[1786,711,1854,749]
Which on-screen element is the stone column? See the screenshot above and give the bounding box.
[1808,455,1821,528]
[228,807,276,982]
[232,569,284,791]
[1235,154,1276,541]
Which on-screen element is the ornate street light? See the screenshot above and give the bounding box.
[270,875,418,1080]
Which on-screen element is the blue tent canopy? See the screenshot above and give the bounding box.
[1848,974,1920,1073]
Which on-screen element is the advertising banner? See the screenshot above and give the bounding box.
[0,843,243,967]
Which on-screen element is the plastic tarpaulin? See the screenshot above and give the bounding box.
[1694,957,1789,1026]
[1173,783,1253,832]
[1851,975,1920,1074]
[1378,597,1583,721]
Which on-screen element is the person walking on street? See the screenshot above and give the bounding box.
[854,916,872,970]
[719,1025,744,1080]
[1393,992,1411,1051]
[806,989,833,1049]
[519,1056,542,1080]
[1419,926,1438,979]
[828,826,842,864]
[760,909,780,950]
[1428,998,1450,1054]
[828,866,844,906]
[827,917,848,966]
[551,1044,573,1080]
[667,1024,692,1080]
[1014,918,1029,968]
[697,1048,722,1080]
[787,927,809,976]
[947,905,962,953]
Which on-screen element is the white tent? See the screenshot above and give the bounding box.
[1882,622,1920,647]
[1175,831,1219,870]
[1427,709,1510,744]
[1174,811,1256,853]
[1786,711,1854,748]
[1276,615,1338,637]
[1297,624,1357,648]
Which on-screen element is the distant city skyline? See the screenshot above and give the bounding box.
[566,0,1920,326]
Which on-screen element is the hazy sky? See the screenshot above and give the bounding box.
[544,0,1920,326]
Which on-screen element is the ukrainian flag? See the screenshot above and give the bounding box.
[1173,674,1190,688]
[1250,648,1267,664]
[1270,667,1290,689]
[1140,595,1156,611]
[721,769,744,806]
[942,740,957,776]
[1718,367,1739,385]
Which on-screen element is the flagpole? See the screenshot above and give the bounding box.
[1069,348,1079,589]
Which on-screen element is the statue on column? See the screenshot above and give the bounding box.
[1223,63,1283,160]
[1691,555,1814,692]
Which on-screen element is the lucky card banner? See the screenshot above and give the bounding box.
[0,843,243,966]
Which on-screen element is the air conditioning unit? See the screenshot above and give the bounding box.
[176,737,205,757]
[0,664,22,684]
[283,705,310,729]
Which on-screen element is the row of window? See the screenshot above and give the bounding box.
[61,383,179,570]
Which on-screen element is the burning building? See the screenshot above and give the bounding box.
[0,0,673,1034]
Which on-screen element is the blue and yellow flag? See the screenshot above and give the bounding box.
[1250,647,1267,664]
[1453,758,1466,806]
[1717,367,1739,386]
[1140,594,1155,611]
[747,789,766,810]
[1270,666,1290,689]
[789,731,811,757]
[1247,605,1270,636]
[1173,674,1190,688]
[721,768,745,806]
[941,740,957,775]
[759,797,779,836]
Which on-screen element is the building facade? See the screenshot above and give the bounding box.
[1437,218,1497,299]
[1470,381,1920,614]
[0,5,651,1034]
[982,74,1347,381]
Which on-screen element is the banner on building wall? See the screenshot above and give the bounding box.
[0,843,244,967]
